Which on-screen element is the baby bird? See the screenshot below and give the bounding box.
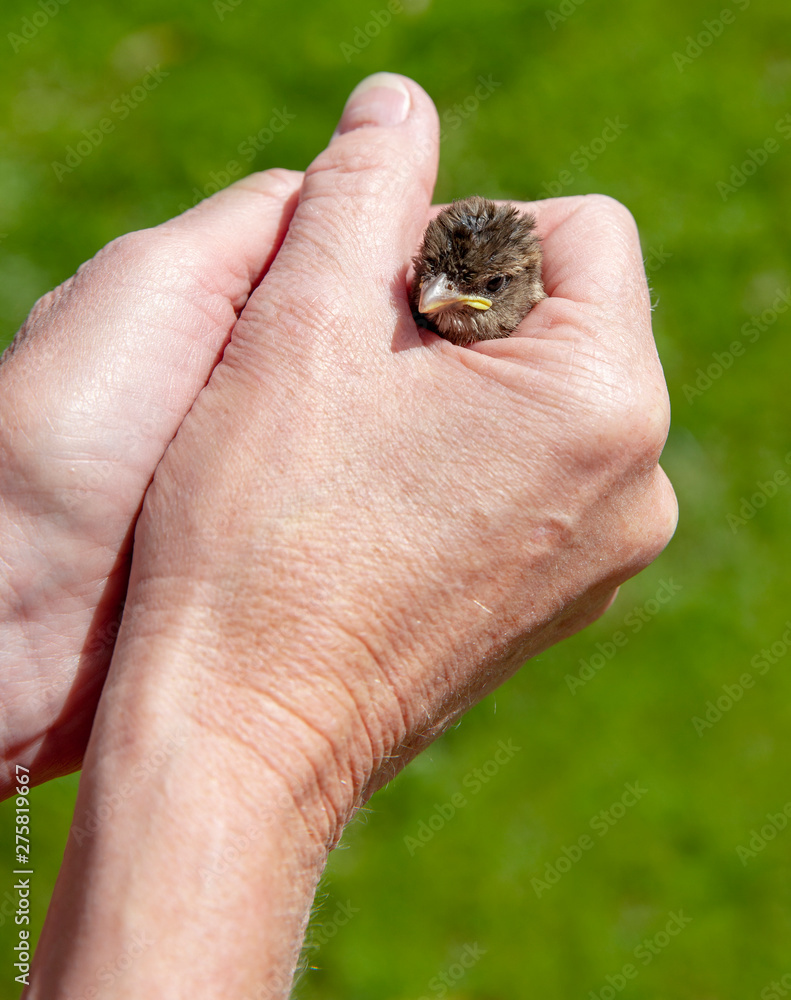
[410,196,545,346]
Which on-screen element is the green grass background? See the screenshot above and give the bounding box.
[1,0,790,996]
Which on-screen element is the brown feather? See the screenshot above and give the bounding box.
[410,196,545,346]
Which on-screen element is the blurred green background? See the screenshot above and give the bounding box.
[1,0,790,996]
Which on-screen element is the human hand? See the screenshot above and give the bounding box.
[121,77,677,813]
[0,165,302,795]
[26,73,676,997]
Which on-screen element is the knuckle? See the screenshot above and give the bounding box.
[583,381,671,475]
[18,283,65,329]
[628,470,679,568]
[653,470,680,549]
[86,228,202,292]
[4,229,181,363]
[304,134,403,202]
[89,228,169,273]
[579,192,639,237]
[620,392,671,467]
[240,166,302,203]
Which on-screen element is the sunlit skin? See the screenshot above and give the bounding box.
[4,73,676,999]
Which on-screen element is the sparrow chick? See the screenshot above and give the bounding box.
[410,196,545,346]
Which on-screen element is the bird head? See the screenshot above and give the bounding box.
[410,196,545,346]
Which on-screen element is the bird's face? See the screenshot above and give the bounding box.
[410,196,545,346]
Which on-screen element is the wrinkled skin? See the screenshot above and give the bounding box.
[0,169,302,795]
[2,72,677,999]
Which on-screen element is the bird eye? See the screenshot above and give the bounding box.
[485,275,508,293]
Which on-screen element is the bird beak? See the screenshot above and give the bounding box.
[418,273,492,314]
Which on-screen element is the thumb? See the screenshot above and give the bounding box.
[236,73,440,356]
